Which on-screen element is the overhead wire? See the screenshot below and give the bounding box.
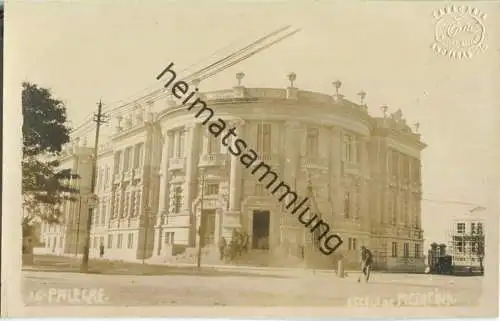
[70,25,293,138]
[145,28,301,105]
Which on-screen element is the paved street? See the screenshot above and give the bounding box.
[22,268,483,307]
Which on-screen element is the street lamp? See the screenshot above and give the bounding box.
[332,80,342,97]
[236,72,245,87]
[196,168,206,269]
[357,90,366,106]
[287,72,297,88]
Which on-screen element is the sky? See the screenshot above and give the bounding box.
[7,0,500,248]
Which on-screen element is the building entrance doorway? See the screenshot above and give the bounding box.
[252,210,270,250]
[200,209,216,246]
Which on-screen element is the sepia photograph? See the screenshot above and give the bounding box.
[2,0,499,318]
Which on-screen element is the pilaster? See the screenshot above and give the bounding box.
[228,121,244,211]
[157,130,171,223]
[153,130,171,256]
[181,123,200,246]
[282,120,302,228]
[224,119,245,234]
[330,126,343,217]
[358,136,370,229]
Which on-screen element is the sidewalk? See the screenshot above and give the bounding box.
[25,253,358,276]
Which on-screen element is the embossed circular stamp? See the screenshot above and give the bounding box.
[431,5,487,59]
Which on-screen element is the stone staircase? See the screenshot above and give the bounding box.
[148,245,224,266]
[147,246,306,268]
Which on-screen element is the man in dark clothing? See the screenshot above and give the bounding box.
[218,236,227,261]
[358,246,373,283]
[99,242,105,258]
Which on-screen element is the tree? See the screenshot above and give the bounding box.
[22,82,78,228]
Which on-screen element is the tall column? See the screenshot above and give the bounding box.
[182,124,199,213]
[224,120,245,238]
[182,123,200,246]
[157,130,171,222]
[330,126,343,219]
[153,130,170,256]
[359,136,370,229]
[283,120,301,228]
[228,141,242,211]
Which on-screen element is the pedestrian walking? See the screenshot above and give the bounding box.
[358,245,373,283]
[99,242,105,258]
[218,236,227,261]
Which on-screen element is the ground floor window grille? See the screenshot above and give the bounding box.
[391,242,398,257]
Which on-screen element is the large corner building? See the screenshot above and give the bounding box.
[39,75,427,272]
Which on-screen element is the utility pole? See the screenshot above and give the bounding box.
[197,169,206,269]
[75,194,82,256]
[80,100,108,272]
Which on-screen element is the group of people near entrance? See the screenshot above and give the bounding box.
[218,229,250,262]
[217,230,375,282]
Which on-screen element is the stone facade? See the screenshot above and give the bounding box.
[39,84,426,271]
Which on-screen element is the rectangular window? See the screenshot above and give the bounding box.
[348,237,357,251]
[133,143,144,168]
[173,186,182,213]
[130,191,137,217]
[402,197,408,226]
[107,234,113,249]
[164,232,175,244]
[471,222,476,234]
[471,242,478,254]
[104,166,110,188]
[344,192,350,218]
[256,123,272,154]
[401,154,410,180]
[403,243,409,257]
[114,151,122,174]
[255,183,265,196]
[392,192,397,225]
[176,131,185,157]
[391,242,398,257]
[477,223,483,235]
[98,169,104,191]
[306,127,319,157]
[93,208,99,227]
[127,233,134,249]
[123,191,130,217]
[204,183,219,196]
[123,147,132,171]
[135,190,141,216]
[101,203,107,225]
[113,192,120,218]
[457,222,466,234]
[343,134,353,162]
[207,134,220,154]
[413,158,421,182]
[414,243,420,258]
[117,234,123,249]
[392,151,399,177]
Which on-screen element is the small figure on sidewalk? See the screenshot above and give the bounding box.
[218,236,227,261]
[358,245,373,283]
[99,242,105,258]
